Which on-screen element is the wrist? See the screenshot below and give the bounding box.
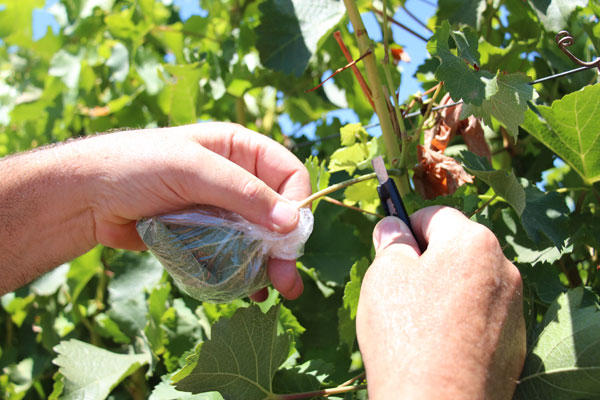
[0,140,99,292]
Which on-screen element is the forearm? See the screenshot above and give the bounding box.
[0,141,98,293]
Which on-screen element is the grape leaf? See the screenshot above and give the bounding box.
[305,156,331,213]
[173,305,290,399]
[522,83,600,184]
[339,258,369,350]
[436,0,487,28]
[427,21,485,105]
[428,22,535,138]
[49,50,82,89]
[527,0,588,32]
[340,123,369,147]
[272,360,332,394]
[30,264,69,296]
[163,63,205,125]
[107,42,130,83]
[255,0,345,76]
[343,258,369,320]
[302,201,370,285]
[521,182,570,249]
[67,246,103,304]
[460,151,526,215]
[150,374,222,400]
[52,339,149,400]
[343,179,380,214]
[461,72,535,139]
[515,288,600,399]
[521,263,566,305]
[328,137,383,175]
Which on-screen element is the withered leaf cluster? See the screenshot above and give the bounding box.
[413,94,491,199]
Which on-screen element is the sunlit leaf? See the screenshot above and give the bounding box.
[522,83,600,184]
[515,288,600,399]
[173,305,289,398]
[256,0,345,76]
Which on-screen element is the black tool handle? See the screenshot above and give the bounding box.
[377,179,425,252]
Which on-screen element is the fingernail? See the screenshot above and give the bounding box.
[271,201,298,230]
[373,217,406,252]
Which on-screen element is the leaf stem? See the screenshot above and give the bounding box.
[323,196,384,218]
[412,82,443,143]
[277,384,367,399]
[468,193,497,218]
[297,172,378,209]
[339,371,366,387]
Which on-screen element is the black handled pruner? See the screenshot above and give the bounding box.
[372,156,422,250]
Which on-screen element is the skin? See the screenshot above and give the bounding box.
[0,122,311,300]
[1,126,526,395]
[357,206,527,400]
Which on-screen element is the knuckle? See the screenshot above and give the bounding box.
[240,178,266,204]
[468,223,500,250]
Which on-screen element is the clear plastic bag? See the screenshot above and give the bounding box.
[136,206,313,303]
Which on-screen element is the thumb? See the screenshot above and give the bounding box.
[373,217,421,258]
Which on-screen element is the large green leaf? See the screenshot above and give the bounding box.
[173,305,290,398]
[163,63,205,125]
[522,84,600,184]
[461,72,535,139]
[460,151,526,215]
[520,183,570,249]
[52,339,149,400]
[427,21,485,105]
[515,288,600,399]
[255,0,345,76]
[428,22,535,138]
[436,0,487,28]
[527,0,588,32]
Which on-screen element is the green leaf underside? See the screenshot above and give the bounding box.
[461,151,526,215]
[515,288,600,399]
[527,0,588,32]
[436,0,487,28]
[256,0,345,76]
[53,339,149,400]
[522,83,600,184]
[174,305,289,399]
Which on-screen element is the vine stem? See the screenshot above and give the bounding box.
[323,196,384,218]
[297,172,378,209]
[343,0,406,193]
[411,82,443,143]
[277,384,367,399]
[468,193,497,218]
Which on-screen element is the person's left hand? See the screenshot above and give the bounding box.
[69,123,311,300]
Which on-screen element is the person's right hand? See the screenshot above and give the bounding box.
[356,206,526,400]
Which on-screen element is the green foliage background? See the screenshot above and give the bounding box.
[0,0,599,399]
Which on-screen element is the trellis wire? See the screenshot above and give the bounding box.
[293,63,599,149]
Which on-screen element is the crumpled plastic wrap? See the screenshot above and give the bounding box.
[136,206,313,303]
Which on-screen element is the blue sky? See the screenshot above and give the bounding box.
[31,0,437,138]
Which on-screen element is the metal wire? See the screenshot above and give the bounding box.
[292,63,599,149]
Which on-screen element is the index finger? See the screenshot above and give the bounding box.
[187,122,312,202]
[409,206,476,250]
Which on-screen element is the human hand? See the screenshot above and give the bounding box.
[75,122,311,300]
[356,206,526,400]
